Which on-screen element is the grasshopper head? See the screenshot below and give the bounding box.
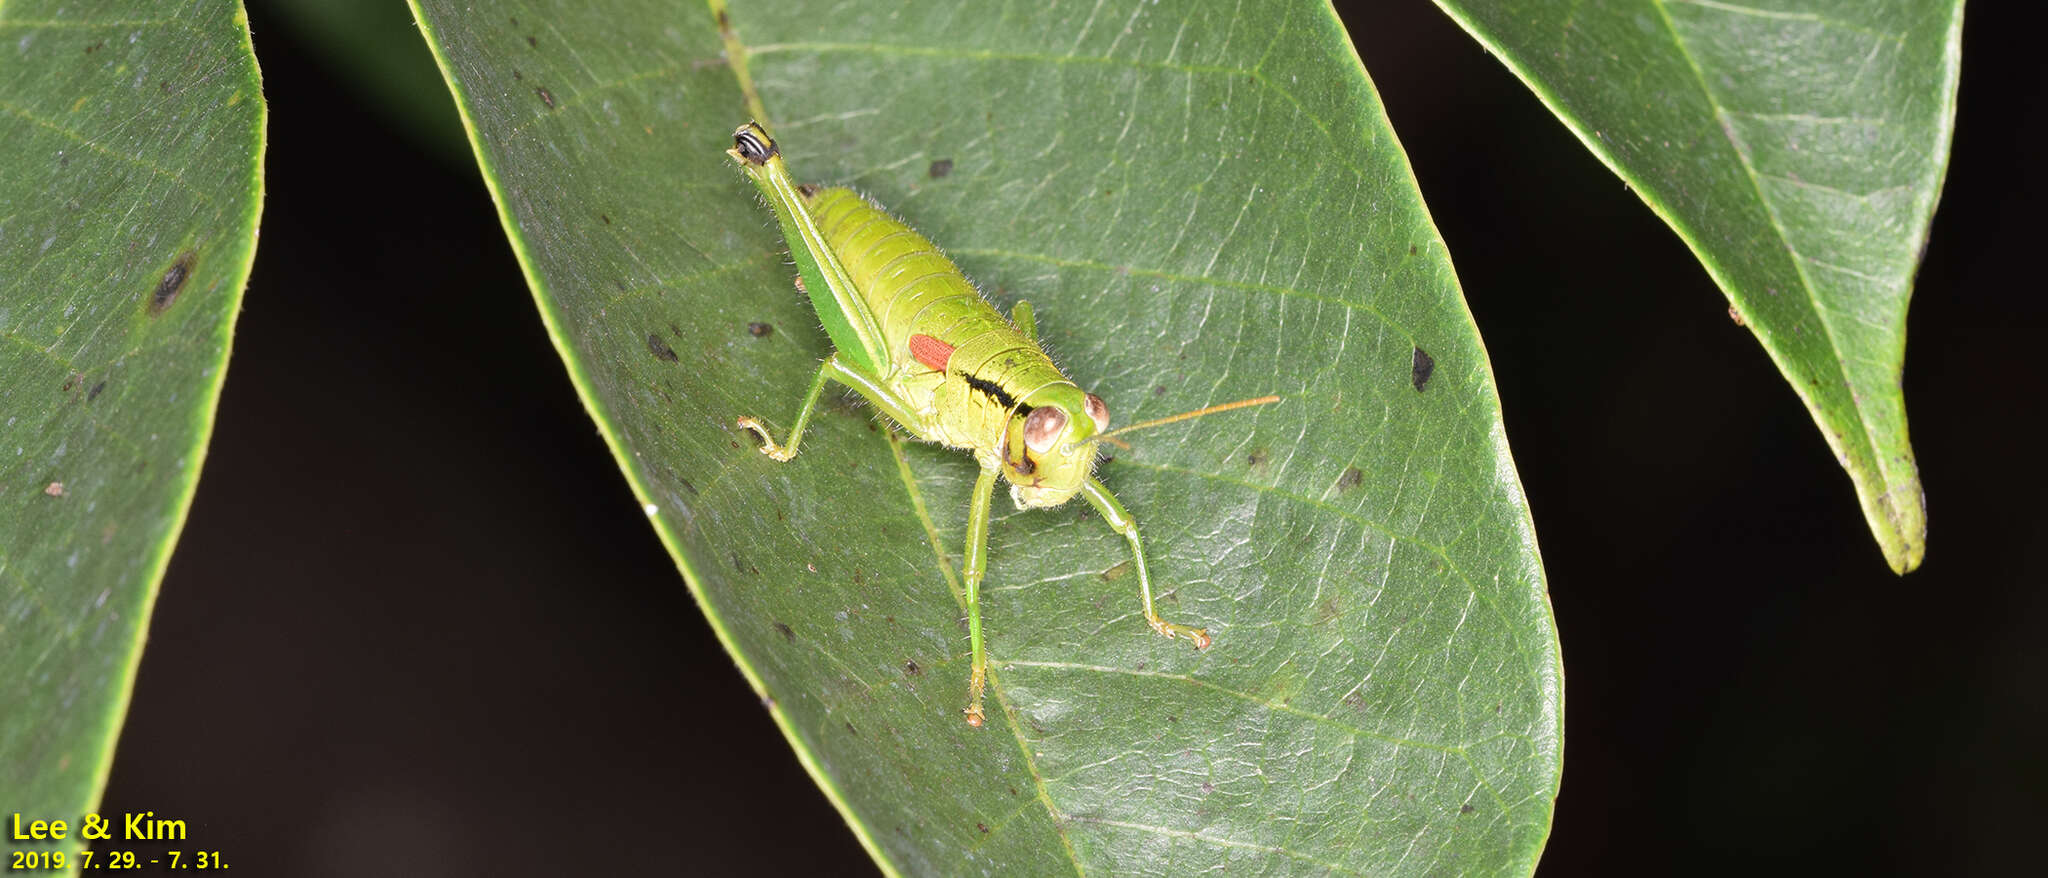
[1002,387,1111,509]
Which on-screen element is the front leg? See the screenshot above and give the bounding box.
[960,464,1002,727]
[1082,476,1211,648]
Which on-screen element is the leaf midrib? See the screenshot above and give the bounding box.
[1646,0,1888,498]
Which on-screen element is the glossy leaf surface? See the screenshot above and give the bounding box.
[412,0,1560,873]
[1432,0,1962,572]
[0,0,264,851]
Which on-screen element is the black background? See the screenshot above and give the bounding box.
[98,1,2043,875]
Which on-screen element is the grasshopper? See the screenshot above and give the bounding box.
[726,122,1275,726]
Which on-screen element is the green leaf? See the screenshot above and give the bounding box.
[411,0,1559,873]
[0,0,264,850]
[1431,0,1960,573]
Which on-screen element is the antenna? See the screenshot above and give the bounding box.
[1089,395,1282,450]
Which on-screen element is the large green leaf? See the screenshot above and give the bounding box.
[411,0,1559,873]
[1431,0,1961,573]
[0,0,264,854]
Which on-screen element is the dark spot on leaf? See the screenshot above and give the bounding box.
[716,8,729,28]
[1409,244,1417,255]
[536,86,555,109]
[1460,804,1475,815]
[85,40,102,54]
[600,213,611,225]
[1100,560,1131,582]
[1343,691,1366,711]
[526,34,538,48]
[150,252,194,315]
[512,69,523,80]
[843,722,857,735]
[1246,448,1268,468]
[928,158,954,178]
[797,182,821,199]
[747,321,773,337]
[1154,384,1167,396]
[903,660,921,676]
[852,569,865,585]
[60,373,79,392]
[732,551,757,575]
[1411,346,1435,392]
[976,823,989,834]
[1337,466,1363,491]
[1200,782,1215,794]
[88,381,106,402]
[1007,787,1018,797]
[773,621,794,642]
[1166,715,1179,723]
[678,477,697,496]
[647,333,677,362]
[510,16,518,25]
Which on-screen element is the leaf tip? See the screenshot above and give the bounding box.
[1867,468,1927,575]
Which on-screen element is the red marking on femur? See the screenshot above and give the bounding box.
[909,334,955,372]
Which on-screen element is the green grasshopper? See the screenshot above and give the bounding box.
[726,122,1276,726]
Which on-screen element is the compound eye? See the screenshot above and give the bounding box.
[1083,394,1110,433]
[1022,406,1067,454]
